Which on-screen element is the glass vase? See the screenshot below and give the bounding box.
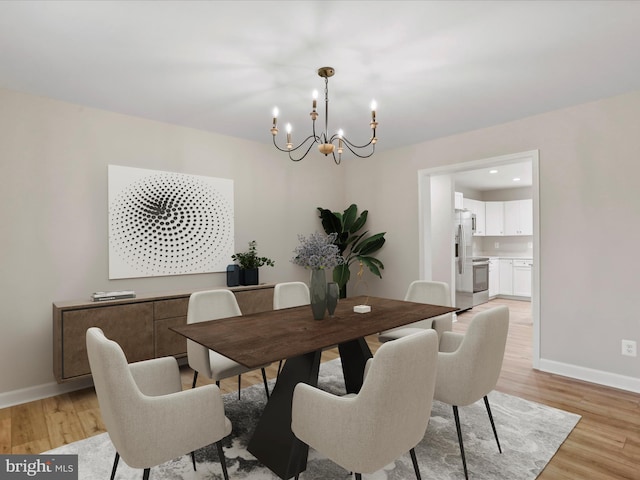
[309,269,327,320]
[327,282,339,317]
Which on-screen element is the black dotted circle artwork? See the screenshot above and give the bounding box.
[109,170,233,277]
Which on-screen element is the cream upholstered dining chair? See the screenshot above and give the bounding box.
[187,289,271,399]
[291,329,440,480]
[86,327,232,480]
[273,281,310,310]
[273,281,310,375]
[434,305,509,480]
[378,280,453,343]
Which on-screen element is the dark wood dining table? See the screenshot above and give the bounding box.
[171,294,457,480]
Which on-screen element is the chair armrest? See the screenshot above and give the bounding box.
[123,384,231,468]
[128,356,182,396]
[292,383,357,451]
[439,331,464,353]
[431,313,453,340]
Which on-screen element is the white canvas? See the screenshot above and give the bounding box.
[108,165,234,279]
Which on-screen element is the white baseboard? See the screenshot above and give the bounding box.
[2,358,637,409]
[0,378,94,409]
[538,358,640,394]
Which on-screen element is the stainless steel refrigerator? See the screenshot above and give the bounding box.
[454,209,474,311]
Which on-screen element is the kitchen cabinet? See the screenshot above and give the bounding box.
[463,197,486,236]
[489,257,500,297]
[498,258,513,295]
[513,259,533,297]
[496,258,532,298]
[504,199,533,235]
[485,201,504,236]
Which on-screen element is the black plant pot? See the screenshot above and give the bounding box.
[240,268,259,286]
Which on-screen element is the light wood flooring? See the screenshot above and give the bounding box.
[1,298,638,479]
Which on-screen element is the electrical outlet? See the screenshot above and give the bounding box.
[621,340,637,357]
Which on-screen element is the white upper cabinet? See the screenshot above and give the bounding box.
[504,199,533,235]
[463,198,486,236]
[485,201,504,236]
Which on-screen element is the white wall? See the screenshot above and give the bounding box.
[346,90,640,391]
[2,85,640,404]
[0,88,344,404]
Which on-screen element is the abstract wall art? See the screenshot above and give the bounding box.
[108,165,234,279]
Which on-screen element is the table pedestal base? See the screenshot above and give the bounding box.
[247,339,373,479]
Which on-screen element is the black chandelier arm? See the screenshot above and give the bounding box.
[336,133,375,150]
[330,151,341,165]
[272,134,320,153]
[341,140,376,159]
[288,139,318,162]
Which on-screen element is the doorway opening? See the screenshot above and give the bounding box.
[417,150,540,368]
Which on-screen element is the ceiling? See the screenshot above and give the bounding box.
[452,161,532,191]
[1,1,640,156]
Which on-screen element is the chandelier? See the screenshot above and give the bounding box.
[270,67,378,164]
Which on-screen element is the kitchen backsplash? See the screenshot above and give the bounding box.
[474,236,533,257]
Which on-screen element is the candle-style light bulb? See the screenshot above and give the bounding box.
[337,129,344,153]
[312,90,318,110]
[370,99,377,121]
[270,107,279,136]
[286,123,292,149]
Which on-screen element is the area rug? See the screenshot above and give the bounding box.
[47,359,580,479]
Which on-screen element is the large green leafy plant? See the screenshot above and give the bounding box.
[317,204,386,297]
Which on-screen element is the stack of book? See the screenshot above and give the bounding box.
[91,290,136,302]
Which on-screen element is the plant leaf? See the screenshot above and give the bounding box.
[355,233,386,256]
[347,230,369,250]
[332,264,351,289]
[317,207,342,234]
[341,204,358,232]
[358,256,384,278]
[350,210,368,234]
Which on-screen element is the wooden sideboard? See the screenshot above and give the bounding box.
[53,284,275,383]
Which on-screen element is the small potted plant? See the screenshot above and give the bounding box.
[232,240,275,285]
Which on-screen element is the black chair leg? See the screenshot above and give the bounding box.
[142,468,150,480]
[110,452,119,480]
[191,370,198,388]
[453,406,469,480]
[261,367,270,399]
[410,448,422,480]
[277,360,283,378]
[191,451,196,470]
[355,474,362,480]
[238,374,242,400]
[484,395,502,453]
[217,441,230,480]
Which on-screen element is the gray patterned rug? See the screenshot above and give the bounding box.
[48,359,580,479]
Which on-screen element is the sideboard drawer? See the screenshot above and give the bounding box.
[61,302,154,379]
[154,298,189,320]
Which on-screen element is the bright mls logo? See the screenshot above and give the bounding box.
[1,455,77,479]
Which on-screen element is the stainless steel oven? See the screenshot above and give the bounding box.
[471,257,489,306]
